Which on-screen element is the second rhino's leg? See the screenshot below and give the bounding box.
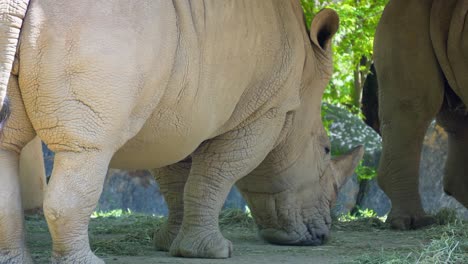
[374,1,444,230]
[151,160,191,251]
[170,110,286,258]
[44,151,112,264]
[437,104,468,207]
[0,150,32,264]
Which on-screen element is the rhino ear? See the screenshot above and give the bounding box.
[309,8,339,51]
[332,145,364,187]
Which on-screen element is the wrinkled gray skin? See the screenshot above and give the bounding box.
[0,0,363,263]
[374,0,468,230]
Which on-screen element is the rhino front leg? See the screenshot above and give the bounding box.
[44,151,112,264]
[170,110,286,258]
[151,160,191,251]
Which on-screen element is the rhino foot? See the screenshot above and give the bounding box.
[169,228,232,258]
[153,224,180,252]
[51,250,104,264]
[0,250,33,264]
[388,213,436,230]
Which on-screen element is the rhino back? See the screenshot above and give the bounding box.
[161,0,305,135]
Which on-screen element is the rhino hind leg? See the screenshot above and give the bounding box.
[169,110,286,258]
[151,160,191,251]
[374,0,445,230]
[0,74,36,264]
[43,151,112,264]
[437,98,468,208]
[377,85,443,230]
[378,101,441,230]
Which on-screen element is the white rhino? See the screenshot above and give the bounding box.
[0,0,363,263]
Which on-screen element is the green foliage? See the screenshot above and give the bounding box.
[301,0,388,110]
[355,162,376,181]
[333,207,388,231]
[338,207,378,222]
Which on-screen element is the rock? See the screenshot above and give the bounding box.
[96,169,168,215]
[42,142,54,178]
[323,103,382,216]
[322,103,382,166]
[97,170,246,214]
[419,122,468,220]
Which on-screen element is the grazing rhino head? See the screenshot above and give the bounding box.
[236,8,364,246]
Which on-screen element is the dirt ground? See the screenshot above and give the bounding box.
[26,213,467,264]
[101,230,421,264]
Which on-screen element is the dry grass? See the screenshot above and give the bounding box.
[90,211,164,256]
[353,220,467,264]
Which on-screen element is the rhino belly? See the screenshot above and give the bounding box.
[110,132,199,170]
[108,105,217,170]
[110,144,193,170]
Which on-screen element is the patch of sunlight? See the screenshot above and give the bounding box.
[91,209,132,219]
[245,205,252,218]
[338,208,387,223]
[91,209,167,219]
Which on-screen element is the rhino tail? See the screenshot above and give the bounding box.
[361,64,380,135]
[430,0,468,105]
[0,0,30,130]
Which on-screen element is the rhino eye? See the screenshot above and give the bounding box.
[324,146,330,155]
